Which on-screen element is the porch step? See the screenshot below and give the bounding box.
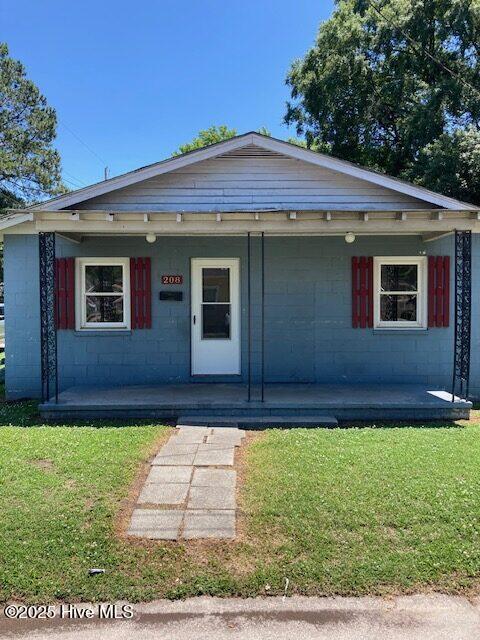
[176,415,339,429]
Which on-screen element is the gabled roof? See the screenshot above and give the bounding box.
[31,132,477,211]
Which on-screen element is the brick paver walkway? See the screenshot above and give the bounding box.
[127,426,244,540]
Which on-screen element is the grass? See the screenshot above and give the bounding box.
[243,419,480,596]
[1,394,480,602]
[0,409,173,602]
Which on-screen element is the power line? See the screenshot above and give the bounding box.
[365,0,480,101]
[62,172,84,189]
[58,119,108,167]
[62,170,87,188]
[63,177,84,189]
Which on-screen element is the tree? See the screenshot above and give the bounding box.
[172,125,275,156]
[285,0,480,204]
[0,42,65,208]
[257,126,271,136]
[173,125,237,156]
[403,125,480,204]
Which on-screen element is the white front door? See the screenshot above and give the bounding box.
[191,258,240,375]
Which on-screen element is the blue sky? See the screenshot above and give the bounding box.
[2,0,335,188]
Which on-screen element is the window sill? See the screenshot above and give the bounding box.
[73,330,132,337]
[373,328,428,334]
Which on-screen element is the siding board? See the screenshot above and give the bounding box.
[73,148,431,212]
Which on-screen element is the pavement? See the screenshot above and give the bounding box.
[127,426,244,540]
[3,595,480,639]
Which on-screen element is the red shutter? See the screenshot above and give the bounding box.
[352,256,373,328]
[130,257,152,329]
[428,256,450,327]
[55,257,75,329]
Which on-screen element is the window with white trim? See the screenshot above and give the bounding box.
[374,257,427,329]
[76,258,130,330]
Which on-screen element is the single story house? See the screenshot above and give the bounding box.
[1,132,479,423]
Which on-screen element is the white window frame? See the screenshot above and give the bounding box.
[373,257,427,330]
[75,257,131,331]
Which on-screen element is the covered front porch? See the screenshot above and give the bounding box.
[39,382,472,423]
[1,199,465,424]
[30,224,474,423]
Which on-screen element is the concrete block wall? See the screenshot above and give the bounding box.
[4,232,479,399]
[4,235,41,398]
[263,235,455,386]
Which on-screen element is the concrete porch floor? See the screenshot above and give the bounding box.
[39,383,472,422]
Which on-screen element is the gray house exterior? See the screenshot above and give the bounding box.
[2,133,479,422]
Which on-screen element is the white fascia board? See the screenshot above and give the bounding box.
[0,212,34,230]
[26,209,480,235]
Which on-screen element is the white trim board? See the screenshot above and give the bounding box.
[28,133,478,212]
[3,208,480,237]
[0,212,33,229]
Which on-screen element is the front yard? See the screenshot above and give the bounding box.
[1,397,480,602]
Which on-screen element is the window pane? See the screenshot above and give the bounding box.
[381,264,417,292]
[202,268,230,302]
[85,265,123,293]
[380,294,417,322]
[202,304,230,338]
[86,295,124,323]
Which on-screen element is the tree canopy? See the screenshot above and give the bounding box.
[172,125,238,156]
[0,42,65,208]
[285,0,480,204]
[172,125,278,156]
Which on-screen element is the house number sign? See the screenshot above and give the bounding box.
[161,275,183,285]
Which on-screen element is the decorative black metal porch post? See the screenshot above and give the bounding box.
[39,232,58,403]
[247,232,252,402]
[452,230,472,401]
[261,231,265,402]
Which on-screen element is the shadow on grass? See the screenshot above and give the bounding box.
[337,420,466,430]
[0,397,173,429]
[0,400,465,430]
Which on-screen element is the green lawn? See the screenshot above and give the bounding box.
[243,421,480,595]
[1,396,480,602]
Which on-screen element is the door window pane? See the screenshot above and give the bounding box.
[85,295,124,323]
[85,265,123,293]
[380,294,417,322]
[381,265,417,292]
[202,268,230,302]
[202,304,230,339]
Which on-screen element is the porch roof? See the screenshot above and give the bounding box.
[2,207,480,242]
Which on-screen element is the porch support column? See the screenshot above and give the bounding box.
[39,232,58,403]
[452,230,472,401]
[247,232,252,402]
[261,231,265,402]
